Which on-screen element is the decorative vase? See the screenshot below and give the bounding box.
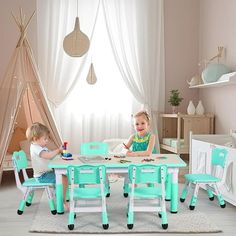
[172,106,178,114]
[187,100,195,115]
[196,100,205,115]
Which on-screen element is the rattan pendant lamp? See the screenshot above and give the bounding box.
[63,0,90,57]
[86,63,97,84]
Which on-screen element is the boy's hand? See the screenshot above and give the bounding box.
[59,146,64,153]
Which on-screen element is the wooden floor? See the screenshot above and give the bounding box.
[0,170,236,236]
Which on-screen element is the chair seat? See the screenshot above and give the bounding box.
[185,174,220,183]
[23,178,54,187]
[129,186,162,198]
[74,187,108,199]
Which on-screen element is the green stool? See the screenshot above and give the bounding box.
[80,142,110,197]
[126,164,168,230]
[180,147,228,210]
[67,165,109,230]
[12,150,56,215]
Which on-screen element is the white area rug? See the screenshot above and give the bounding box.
[30,180,221,234]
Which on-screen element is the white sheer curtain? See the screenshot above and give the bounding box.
[37,0,133,153]
[102,0,165,151]
[37,0,100,106]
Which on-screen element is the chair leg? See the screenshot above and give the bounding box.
[127,191,134,229]
[45,187,57,215]
[26,190,34,206]
[105,176,111,197]
[127,211,134,229]
[66,187,70,202]
[17,188,30,215]
[123,174,129,197]
[101,195,109,228]
[189,183,199,210]
[68,212,75,230]
[68,198,76,230]
[206,185,214,201]
[213,183,226,208]
[165,173,172,201]
[161,211,168,229]
[161,196,168,229]
[102,211,109,229]
[180,181,189,202]
[18,200,26,215]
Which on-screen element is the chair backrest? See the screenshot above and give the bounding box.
[12,150,29,190]
[80,142,108,156]
[128,164,167,184]
[12,150,28,172]
[211,147,228,180]
[67,165,106,185]
[211,148,228,168]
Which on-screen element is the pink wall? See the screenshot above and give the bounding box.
[0,0,37,81]
[199,0,236,133]
[164,0,199,114]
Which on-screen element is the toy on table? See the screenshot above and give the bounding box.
[61,141,73,160]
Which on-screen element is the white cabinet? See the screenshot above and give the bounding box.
[190,134,236,206]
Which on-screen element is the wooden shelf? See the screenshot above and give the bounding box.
[160,113,214,118]
[159,113,214,155]
[189,72,236,88]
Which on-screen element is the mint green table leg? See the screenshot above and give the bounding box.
[171,182,178,213]
[165,173,172,201]
[55,171,64,214]
[170,169,179,213]
[56,183,64,214]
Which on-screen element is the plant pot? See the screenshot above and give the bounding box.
[172,106,178,114]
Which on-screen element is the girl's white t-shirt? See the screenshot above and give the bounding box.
[30,143,52,178]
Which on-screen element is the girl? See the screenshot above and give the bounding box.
[125,111,157,156]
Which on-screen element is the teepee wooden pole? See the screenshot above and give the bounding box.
[24,11,35,34]
[15,9,35,48]
[11,12,21,29]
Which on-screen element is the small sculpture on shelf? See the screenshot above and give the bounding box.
[196,100,205,115]
[187,100,196,115]
[168,89,183,114]
[188,46,232,86]
[187,75,202,87]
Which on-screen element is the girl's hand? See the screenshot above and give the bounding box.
[126,151,136,157]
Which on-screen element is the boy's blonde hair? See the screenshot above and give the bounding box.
[134,110,151,124]
[26,122,50,142]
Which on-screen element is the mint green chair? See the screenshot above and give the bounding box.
[127,164,168,230]
[80,142,110,197]
[12,150,56,215]
[67,165,109,230]
[180,148,228,210]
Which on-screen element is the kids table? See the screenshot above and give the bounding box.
[48,154,186,214]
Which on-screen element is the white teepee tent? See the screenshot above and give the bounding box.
[0,10,62,183]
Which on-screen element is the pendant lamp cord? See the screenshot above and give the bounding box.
[77,0,78,17]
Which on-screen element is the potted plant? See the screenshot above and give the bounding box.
[168,89,183,113]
